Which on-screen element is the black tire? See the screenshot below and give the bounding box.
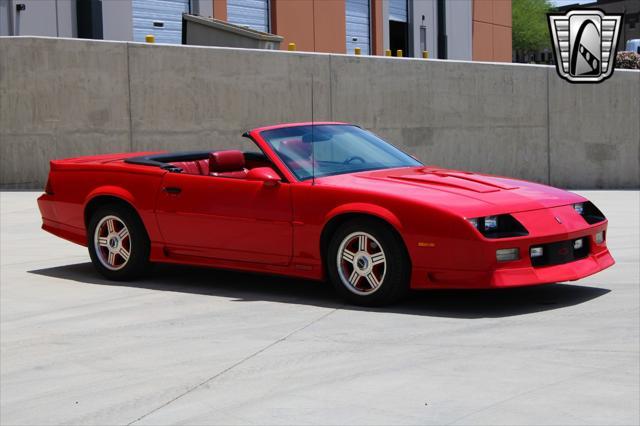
[87,203,150,280]
[327,218,410,306]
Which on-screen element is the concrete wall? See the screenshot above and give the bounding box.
[0,37,638,189]
[0,38,131,188]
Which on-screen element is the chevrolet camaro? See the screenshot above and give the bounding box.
[38,122,614,306]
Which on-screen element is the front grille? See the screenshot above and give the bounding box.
[530,238,590,267]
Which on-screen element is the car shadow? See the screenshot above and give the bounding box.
[28,262,611,319]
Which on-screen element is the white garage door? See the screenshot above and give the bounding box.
[346,0,370,55]
[132,0,190,44]
[227,0,270,33]
[389,0,408,22]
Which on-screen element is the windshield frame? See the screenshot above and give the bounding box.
[255,124,423,182]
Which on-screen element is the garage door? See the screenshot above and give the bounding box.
[132,0,190,44]
[346,0,370,54]
[389,0,408,22]
[227,0,270,33]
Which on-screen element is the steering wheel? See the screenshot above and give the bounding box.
[343,156,366,165]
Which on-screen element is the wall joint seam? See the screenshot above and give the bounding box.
[546,68,551,185]
[126,42,133,153]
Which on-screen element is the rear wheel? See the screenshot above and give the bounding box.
[327,218,410,306]
[88,204,150,280]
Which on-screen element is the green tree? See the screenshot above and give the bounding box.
[512,0,553,53]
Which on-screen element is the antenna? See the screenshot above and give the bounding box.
[311,74,316,186]
[311,4,316,186]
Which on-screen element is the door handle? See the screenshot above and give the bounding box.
[163,186,182,194]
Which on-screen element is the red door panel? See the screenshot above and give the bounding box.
[155,173,293,265]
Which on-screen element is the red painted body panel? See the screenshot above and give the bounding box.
[155,172,293,265]
[37,124,614,288]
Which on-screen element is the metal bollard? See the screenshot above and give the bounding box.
[288,42,296,51]
[354,47,361,55]
[385,49,391,57]
[422,50,429,59]
[145,34,155,43]
[396,49,403,57]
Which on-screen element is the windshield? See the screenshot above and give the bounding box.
[259,125,422,180]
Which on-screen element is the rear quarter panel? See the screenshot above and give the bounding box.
[41,163,165,245]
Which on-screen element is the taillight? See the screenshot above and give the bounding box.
[44,177,54,195]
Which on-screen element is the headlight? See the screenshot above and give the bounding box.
[467,214,528,239]
[573,203,584,215]
[574,201,606,224]
[484,216,498,230]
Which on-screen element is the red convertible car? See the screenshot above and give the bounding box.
[38,122,614,306]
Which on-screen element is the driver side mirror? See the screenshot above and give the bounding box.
[246,167,281,187]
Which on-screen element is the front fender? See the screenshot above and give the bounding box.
[324,203,404,232]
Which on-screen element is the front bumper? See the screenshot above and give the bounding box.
[411,217,614,289]
[490,248,614,287]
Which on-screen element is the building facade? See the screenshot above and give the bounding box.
[0,0,512,61]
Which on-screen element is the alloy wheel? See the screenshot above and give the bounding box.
[93,215,131,271]
[336,231,387,295]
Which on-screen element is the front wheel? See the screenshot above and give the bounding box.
[87,204,150,280]
[327,218,410,306]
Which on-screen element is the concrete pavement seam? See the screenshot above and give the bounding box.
[126,308,339,425]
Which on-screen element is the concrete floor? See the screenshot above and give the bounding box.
[1,191,638,426]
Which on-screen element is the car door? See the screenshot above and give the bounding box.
[154,172,293,265]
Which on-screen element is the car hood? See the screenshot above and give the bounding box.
[316,166,584,217]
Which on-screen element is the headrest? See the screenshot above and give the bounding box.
[281,138,312,159]
[209,150,245,173]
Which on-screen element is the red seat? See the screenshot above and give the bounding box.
[169,151,248,178]
[171,161,200,175]
[209,150,248,179]
[170,159,210,175]
[195,159,209,174]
